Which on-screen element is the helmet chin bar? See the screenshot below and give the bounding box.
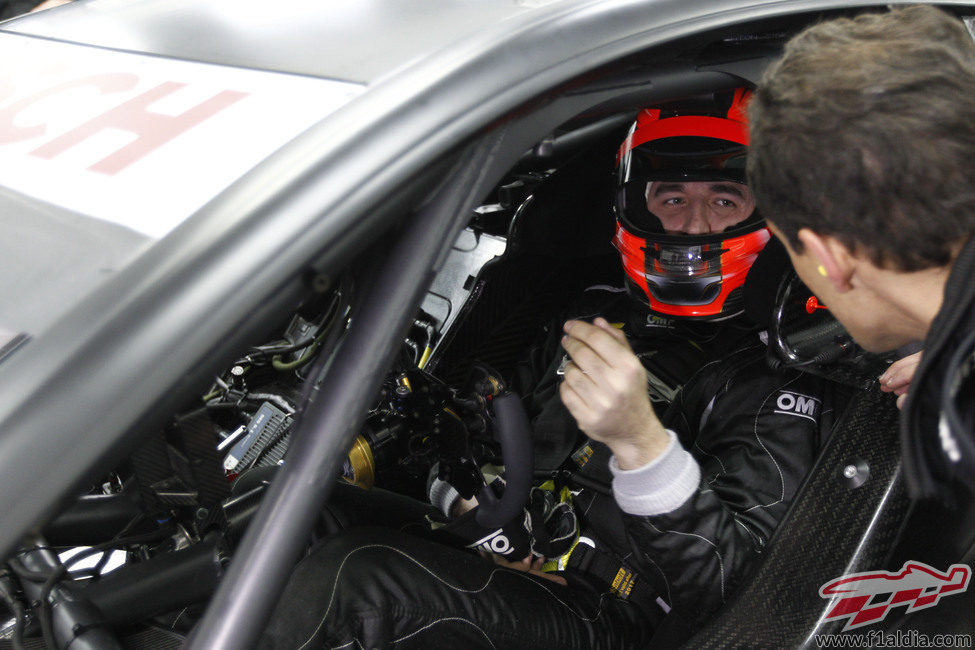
[644,242,724,306]
[614,221,769,320]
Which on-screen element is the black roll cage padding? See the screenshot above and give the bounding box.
[679,384,906,649]
[475,393,534,529]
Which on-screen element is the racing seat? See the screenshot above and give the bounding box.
[428,134,623,387]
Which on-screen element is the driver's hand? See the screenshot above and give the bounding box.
[558,318,669,470]
[879,350,922,409]
[487,553,568,586]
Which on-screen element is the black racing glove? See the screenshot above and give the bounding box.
[430,477,578,560]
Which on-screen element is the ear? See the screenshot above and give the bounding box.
[797,228,855,292]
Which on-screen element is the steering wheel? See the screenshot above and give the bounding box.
[473,392,534,528]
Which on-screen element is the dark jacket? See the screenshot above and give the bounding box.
[903,233,975,501]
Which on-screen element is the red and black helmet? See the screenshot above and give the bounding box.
[614,88,769,321]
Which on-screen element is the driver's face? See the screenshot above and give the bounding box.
[645,181,755,235]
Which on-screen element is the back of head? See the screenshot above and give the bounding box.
[748,5,975,271]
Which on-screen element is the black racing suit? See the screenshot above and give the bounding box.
[260,287,847,649]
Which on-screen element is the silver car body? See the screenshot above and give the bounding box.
[0,1,972,646]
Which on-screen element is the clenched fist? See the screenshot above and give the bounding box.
[558,318,669,470]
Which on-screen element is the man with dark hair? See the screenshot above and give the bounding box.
[747,4,975,499]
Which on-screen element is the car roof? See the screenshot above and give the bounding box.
[0,0,769,339]
[2,0,580,83]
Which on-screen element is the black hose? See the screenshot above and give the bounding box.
[250,290,342,360]
[80,542,223,626]
[7,561,50,583]
[293,277,353,407]
[36,529,168,647]
[43,492,144,547]
[0,570,27,650]
[254,334,317,357]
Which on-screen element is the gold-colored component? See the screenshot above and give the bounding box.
[484,376,501,396]
[343,435,375,490]
[399,376,413,392]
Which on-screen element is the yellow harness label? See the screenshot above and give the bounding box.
[572,444,594,469]
[611,568,635,598]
